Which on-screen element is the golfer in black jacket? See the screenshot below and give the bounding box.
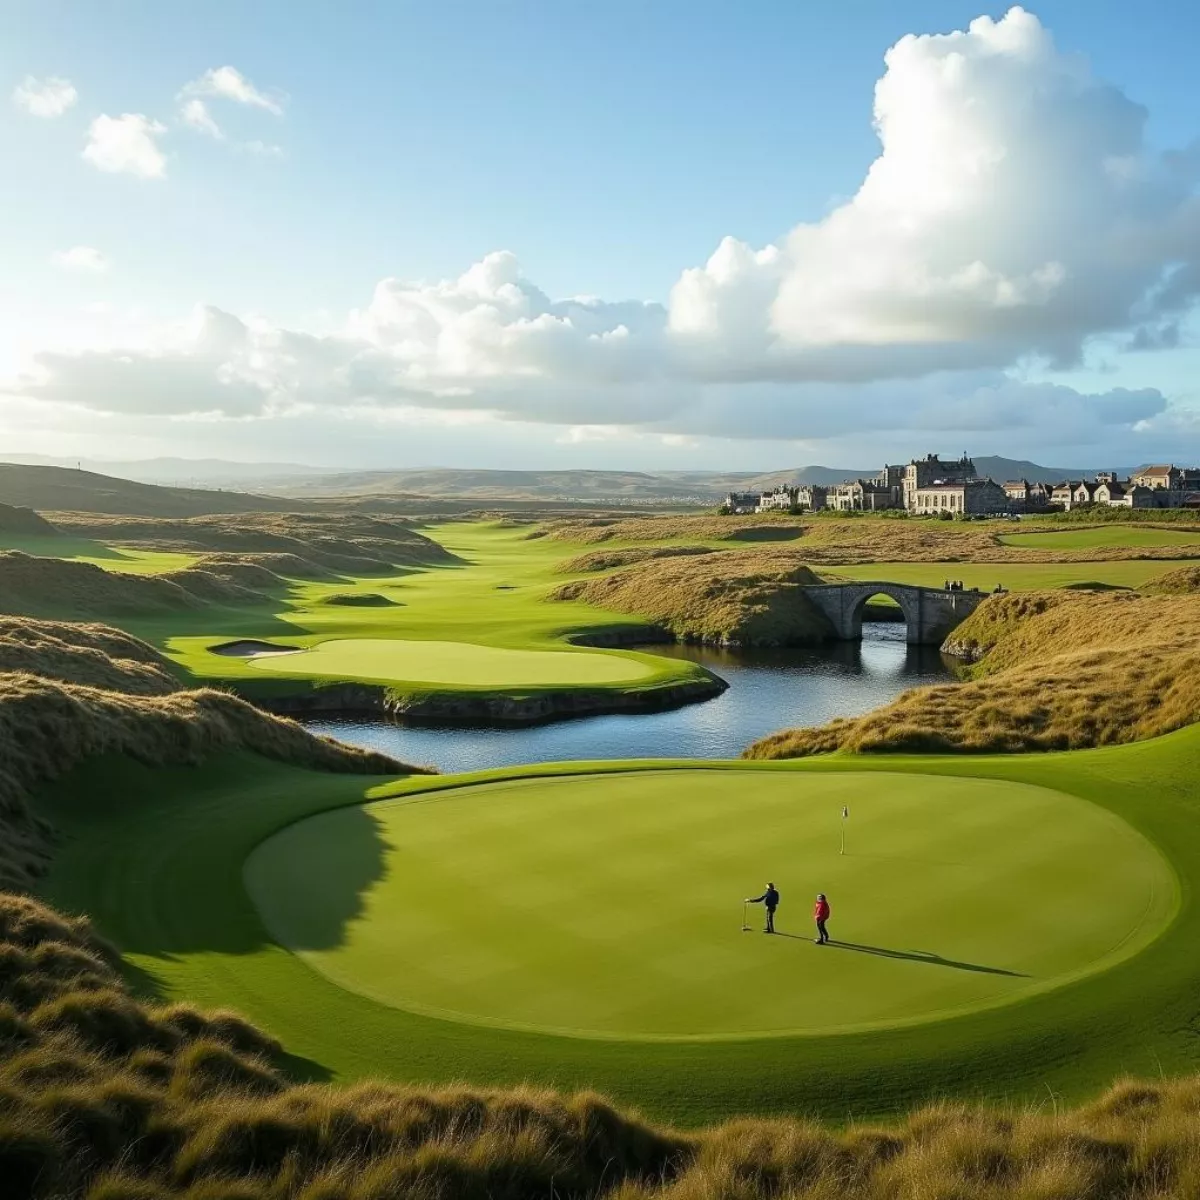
[746,882,780,933]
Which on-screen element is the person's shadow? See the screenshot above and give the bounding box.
[773,934,1026,977]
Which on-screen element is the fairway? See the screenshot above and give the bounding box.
[242,636,655,687]
[999,526,1200,550]
[246,770,1172,1040]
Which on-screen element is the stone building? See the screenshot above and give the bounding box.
[724,491,759,514]
[910,477,1010,516]
[755,486,795,512]
[902,454,978,511]
[827,478,902,511]
[794,484,828,511]
[1002,480,1053,511]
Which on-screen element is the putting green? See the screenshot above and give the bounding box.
[246,770,1173,1041]
[241,637,655,687]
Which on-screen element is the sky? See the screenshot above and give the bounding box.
[1,1,1199,472]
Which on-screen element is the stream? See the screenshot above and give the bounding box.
[301,623,954,773]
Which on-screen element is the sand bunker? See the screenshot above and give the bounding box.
[209,640,301,658]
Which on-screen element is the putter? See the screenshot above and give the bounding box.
[741,900,750,932]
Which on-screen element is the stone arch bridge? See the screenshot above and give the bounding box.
[802,582,987,646]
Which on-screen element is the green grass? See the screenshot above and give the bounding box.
[0,532,195,574]
[247,770,1170,1041]
[244,636,656,687]
[829,559,1193,592]
[33,727,1200,1125]
[999,526,1200,550]
[143,522,708,700]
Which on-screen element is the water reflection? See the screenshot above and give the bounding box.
[303,623,953,773]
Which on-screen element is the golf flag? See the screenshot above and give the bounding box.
[840,806,848,854]
[842,806,849,819]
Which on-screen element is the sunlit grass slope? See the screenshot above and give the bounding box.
[34,727,1200,1125]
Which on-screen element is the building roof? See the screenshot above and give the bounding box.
[1139,465,1176,476]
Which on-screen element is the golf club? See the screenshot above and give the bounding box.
[741,900,750,932]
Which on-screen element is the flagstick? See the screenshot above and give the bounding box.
[840,821,845,856]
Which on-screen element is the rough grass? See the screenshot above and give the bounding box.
[552,550,834,645]
[0,553,278,620]
[747,591,1200,757]
[1141,564,1200,595]
[47,511,453,574]
[557,545,721,573]
[0,503,58,537]
[544,514,1200,565]
[0,617,419,893]
[7,888,1200,1199]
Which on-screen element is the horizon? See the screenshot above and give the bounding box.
[2,3,1198,470]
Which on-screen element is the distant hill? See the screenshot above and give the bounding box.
[3,454,338,489]
[0,456,1141,513]
[0,462,305,517]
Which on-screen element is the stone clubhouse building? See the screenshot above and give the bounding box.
[725,455,1200,517]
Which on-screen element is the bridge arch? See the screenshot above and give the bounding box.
[801,581,986,646]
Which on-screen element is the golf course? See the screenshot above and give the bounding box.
[10,507,1200,1128]
[30,724,1198,1125]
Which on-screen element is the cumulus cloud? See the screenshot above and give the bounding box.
[12,7,1200,449]
[52,247,110,273]
[180,66,284,116]
[179,98,223,139]
[12,75,77,117]
[82,114,167,178]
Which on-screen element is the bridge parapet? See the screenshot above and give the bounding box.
[802,582,987,646]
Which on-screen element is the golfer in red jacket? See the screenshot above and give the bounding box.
[813,893,830,944]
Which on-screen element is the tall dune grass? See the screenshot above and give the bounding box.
[6,886,1200,1198]
[748,591,1200,758]
[553,551,833,645]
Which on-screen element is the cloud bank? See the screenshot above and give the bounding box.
[13,7,1200,451]
[12,75,77,118]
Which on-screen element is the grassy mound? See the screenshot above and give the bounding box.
[0,614,419,893]
[0,552,204,618]
[0,502,58,536]
[1141,564,1200,594]
[7,886,1200,1199]
[318,592,398,606]
[747,591,1200,757]
[189,556,290,590]
[552,550,834,645]
[0,617,179,696]
[557,545,719,572]
[0,553,280,619]
[196,550,337,579]
[49,511,453,573]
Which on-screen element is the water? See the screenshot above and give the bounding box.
[302,623,954,772]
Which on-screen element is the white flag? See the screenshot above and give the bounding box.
[842,806,849,819]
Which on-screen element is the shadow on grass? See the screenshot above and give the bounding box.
[774,934,1027,977]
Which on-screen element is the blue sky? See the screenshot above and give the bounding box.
[2,2,1198,470]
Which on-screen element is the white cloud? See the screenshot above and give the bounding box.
[12,7,1200,454]
[181,66,284,116]
[179,98,223,139]
[82,114,167,178]
[52,247,110,273]
[12,75,77,118]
